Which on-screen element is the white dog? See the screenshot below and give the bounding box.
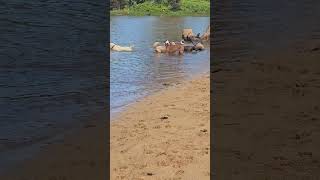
[110,43,133,52]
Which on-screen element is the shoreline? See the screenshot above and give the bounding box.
[110,14,210,17]
[1,72,209,179]
[111,73,210,179]
[110,70,210,120]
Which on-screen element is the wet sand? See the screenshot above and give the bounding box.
[213,49,320,179]
[111,74,210,179]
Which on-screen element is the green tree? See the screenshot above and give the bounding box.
[154,0,167,4]
[169,0,181,11]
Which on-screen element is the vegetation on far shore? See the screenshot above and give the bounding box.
[110,0,210,16]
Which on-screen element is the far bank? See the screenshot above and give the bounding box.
[110,0,210,16]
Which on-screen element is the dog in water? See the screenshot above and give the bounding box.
[153,41,166,53]
[165,40,184,55]
[153,40,170,53]
[194,42,205,51]
[183,45,195,52]
[110,43,133,52]
[184,42,205,52]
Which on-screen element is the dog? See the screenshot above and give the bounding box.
[153,41,166,53]
[165,40,170,46]
[153,40,170,53]
[165,40,184,55]
[183,40,205,52]
[153,41,163,48]
[110,43,133,52]
[170,40,185,46]
[182,29,194,41]
[194,42,205,51]
[183,44,204,52]
[183,45,195,52]
[155,45,167,53]
[153,40,170,47]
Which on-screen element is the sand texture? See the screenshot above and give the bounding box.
[111,74,210,180]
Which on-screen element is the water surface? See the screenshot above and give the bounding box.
[111,16,210,115]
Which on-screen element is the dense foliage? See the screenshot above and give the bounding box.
[110,0,209,16]
[111,0,182,10]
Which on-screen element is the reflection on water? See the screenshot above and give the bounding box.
[110,16,210,115]
[213,0,320,63]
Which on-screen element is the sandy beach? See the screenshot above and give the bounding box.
[111,73,210,179]
[213,50,320,179]
[0,73,210,180]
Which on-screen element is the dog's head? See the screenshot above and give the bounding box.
[165,40,170,47]
[170,41,176,46]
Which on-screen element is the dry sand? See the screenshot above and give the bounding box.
[213,50,320,179]
[111,74,210,180]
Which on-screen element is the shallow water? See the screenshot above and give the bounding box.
[110,16,210,115]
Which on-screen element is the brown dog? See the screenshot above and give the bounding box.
[183,45,195,52]
[154,40,169,53]
[165,40,184,55]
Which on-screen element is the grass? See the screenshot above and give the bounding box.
[110,0,210,16]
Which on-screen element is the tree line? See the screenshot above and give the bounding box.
[111,0,181,11]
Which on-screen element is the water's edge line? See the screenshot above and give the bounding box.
[111,70,210,121]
